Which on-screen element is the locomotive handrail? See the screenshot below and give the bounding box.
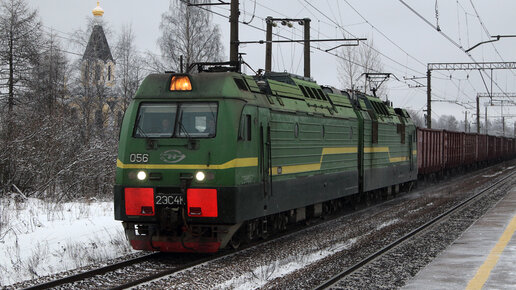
[187,61,240,73]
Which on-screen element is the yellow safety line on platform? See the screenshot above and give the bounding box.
[466,213,516,290]
[117,157,258,170]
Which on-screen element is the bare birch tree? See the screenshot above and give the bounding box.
[158,0,224,72]
[115,24,143,113]
[406,109,425,128]
[435,115,459,131]
[337,46,361,91]
[337,40,384,95]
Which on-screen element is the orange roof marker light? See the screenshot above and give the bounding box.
[170,75,192,91]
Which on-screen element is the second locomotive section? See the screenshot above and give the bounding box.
[114,70,417,252]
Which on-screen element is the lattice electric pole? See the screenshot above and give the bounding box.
[426,62,516,129]
[246,17,365,78]
[477,93,516,134]
[481,99,516,136]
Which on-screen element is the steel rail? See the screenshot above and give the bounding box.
[23,202,365,289]
[25,226,306,289]
[23,253,161,290]
[25,249,242,290]
[110,253,225,290]
[109,204,393,289]
[25,166,515,289]
[315,169,516,290]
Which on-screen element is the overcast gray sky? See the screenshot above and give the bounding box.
[28,0,516,126]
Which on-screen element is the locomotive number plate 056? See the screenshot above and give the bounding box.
[155,194,185,206]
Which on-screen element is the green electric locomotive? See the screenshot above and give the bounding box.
[114,67,417,252]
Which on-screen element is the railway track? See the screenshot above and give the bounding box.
[24,218,329,289]
[23,200,377,289]
[22,164,515,289]
[23,252,215,289]
[314,167,516,290]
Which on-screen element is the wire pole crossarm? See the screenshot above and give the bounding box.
[477,93,516,98]
[465,37,500,53]
[238,38,366,45]
[186,2,229,6]
[325,39,367,52]
[403,76,426,88]
[426,61,516,129]
[428,62,516,71]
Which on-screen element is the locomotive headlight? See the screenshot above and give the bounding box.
[137,171,147,181]
[195,171,206,182]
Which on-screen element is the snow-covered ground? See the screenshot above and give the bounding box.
[214,238,359,289]
[0,195,403,288]
[0,197,134,286]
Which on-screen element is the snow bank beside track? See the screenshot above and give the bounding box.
[0,197,133,286]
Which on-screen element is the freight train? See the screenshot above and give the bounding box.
[417,128,515,175]
[113,65,514,253]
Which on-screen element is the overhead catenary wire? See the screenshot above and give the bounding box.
[42,0,511,120]
[206,0,471,108]
[302,0,423,77]
[398,1,514,126]
[456,0,462,46]
[211,0,434,85]
[303,0,479,105]
[468,0,515,77]
[397,0,512,103]
[338,0,477,101]
[398,0,468,54]
[342,0,428,69]
[299,0,479,106]
[209,2,378,73]
[241,0,256,25]
[207,2,501,109]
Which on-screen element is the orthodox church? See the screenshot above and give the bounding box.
[82,2,115,88]
[73,1,121,131]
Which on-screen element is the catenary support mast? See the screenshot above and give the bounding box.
[426,62,516,129]
[230,0,239,69]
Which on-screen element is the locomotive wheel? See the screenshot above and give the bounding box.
[229,235,241,249]
[229,228,246,250]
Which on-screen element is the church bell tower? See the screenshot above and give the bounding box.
[82,1,115,87]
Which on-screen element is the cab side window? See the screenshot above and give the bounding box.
[239,114,252,141]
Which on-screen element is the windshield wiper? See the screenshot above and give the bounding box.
[176,110,191,139]
[134,114,149,138]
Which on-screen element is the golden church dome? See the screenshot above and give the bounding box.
[92,1,104,17]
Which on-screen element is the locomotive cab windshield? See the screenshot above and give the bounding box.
[134,102,218,138]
